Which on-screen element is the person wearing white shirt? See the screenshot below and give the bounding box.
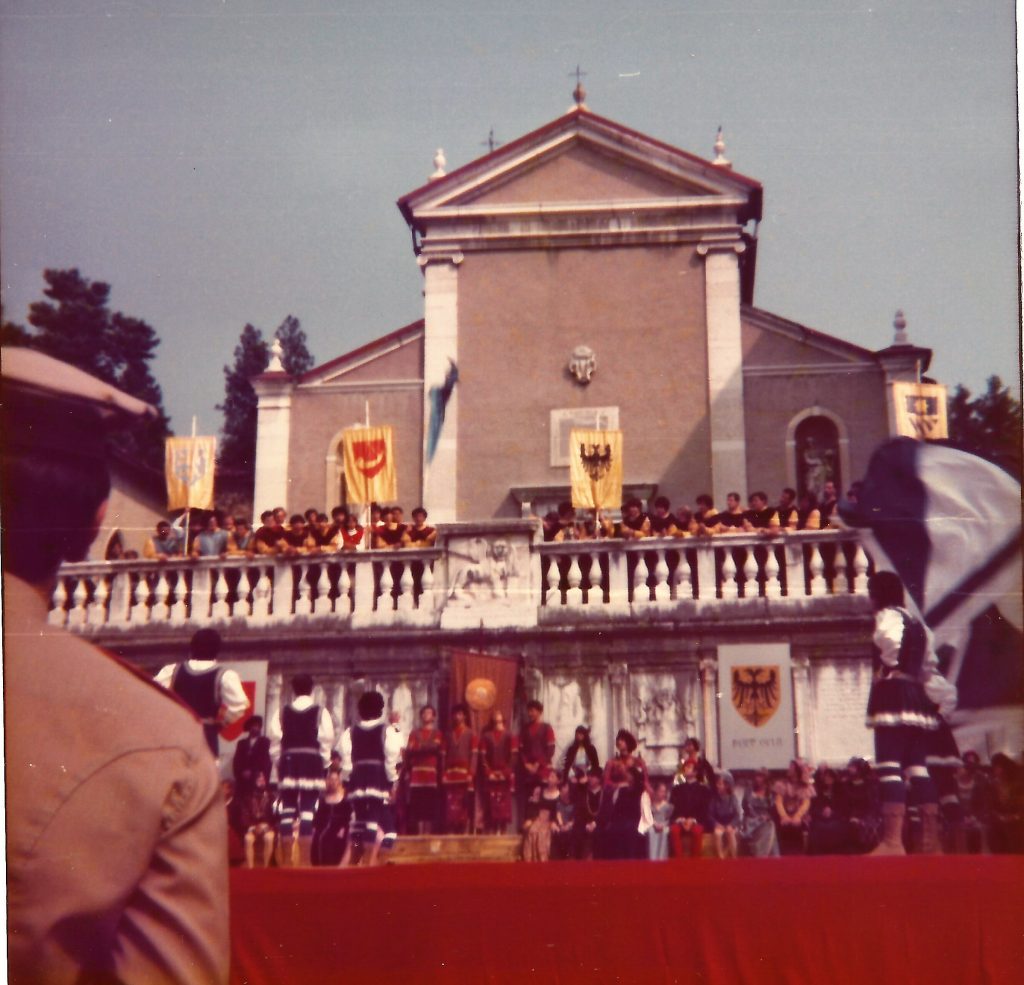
[274,673,336,866]
[155,629,250,758]
[340,691,404,865]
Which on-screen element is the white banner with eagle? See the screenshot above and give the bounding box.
[717,643,795,770]
[569,427,623,510]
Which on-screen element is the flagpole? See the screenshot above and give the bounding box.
[363,403,371,550]
[183,415,196,555]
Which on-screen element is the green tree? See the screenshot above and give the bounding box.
[946,376,1022,480]
[11,269,170,468]
[218,315,314,476]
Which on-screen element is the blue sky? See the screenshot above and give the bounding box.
[1,0,1019,434]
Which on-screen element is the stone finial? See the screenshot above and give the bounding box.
[712,126,731,168]
[430,148,447,180]
[267,337,285,373]
[893,309,908,345]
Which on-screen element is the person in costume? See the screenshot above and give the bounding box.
[3,347,229,983]
[865,570,942,855]
[273,673,335,866]
[340,690,404,865]
[405,704,443,834]
[480,711,518,834]
[156,628,250,758]
[519,699,556,805]
[442,703,479,833]
[233,715,272,797]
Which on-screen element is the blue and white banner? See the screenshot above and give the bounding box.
[838,439,1022,706]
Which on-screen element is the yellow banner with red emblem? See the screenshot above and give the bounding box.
[570,428,623,510]
[342,425,397,505]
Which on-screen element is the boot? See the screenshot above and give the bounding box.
[919,804,944,855]
[869,803,906,856]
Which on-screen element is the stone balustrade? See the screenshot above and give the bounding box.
[51,525,872,637]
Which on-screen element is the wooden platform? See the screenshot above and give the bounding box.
[388,834,521,864]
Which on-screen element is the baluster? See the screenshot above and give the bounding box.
[192,567,212,623]
[674,550,692,601]
[337,563,353,613]
[546,555,561,606]
[721,550,738,600]
[565,553,584,606]
[252,566,272,621]
[742,547,758,597]
[377,562,394,612]
[211,567,230,621]
[295,562,313,615]
[170,569,189,624]
[652,549,670,602]
[833,544,849,595]
[764,547,782,600]
[587,555,603,605]
[130,573,152,624]
[88,575,110,626]
[418,561,435,611]
[67,576,89,628]
[632,552,650,604]
[314,564,333,615]
[151,570,171,621]
[852,544,870,595]
[396,561,415,611]
[808,546,827,597]
[352,558,375,613]
[48,578,68,627]
[695,543,716,601]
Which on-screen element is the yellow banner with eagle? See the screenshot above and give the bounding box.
[342,425,397,505]
[570,428,623,510]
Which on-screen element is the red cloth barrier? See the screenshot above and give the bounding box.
[231,857,1023,985]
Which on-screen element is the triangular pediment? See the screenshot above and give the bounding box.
[298,321,424,387]
[399,109,762,222]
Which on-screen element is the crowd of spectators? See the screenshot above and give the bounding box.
[138,503,438,562]
[223,696,1024,867]
[540,481,856,544]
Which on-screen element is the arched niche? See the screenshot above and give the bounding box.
[785,407,850,501]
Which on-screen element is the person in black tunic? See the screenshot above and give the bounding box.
[340,691,404,866]
[865,571,941,854]
[311,766,351,866]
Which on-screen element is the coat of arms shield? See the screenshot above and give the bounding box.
[731,665,781,727]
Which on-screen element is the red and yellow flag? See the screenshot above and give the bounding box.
[342,425,397,504]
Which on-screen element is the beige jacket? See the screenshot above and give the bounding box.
[4,573,229,984]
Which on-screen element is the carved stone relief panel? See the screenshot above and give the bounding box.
[630,670,700,774]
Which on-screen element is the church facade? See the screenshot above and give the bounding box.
[253,104,929,524]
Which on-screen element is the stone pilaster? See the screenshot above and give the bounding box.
[252,373,294,518]
[698,241,748,507]
[791,654,813,761]
[699,654,719,766]
[419,251,463,523]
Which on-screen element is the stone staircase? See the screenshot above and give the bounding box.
[388,834,522,865]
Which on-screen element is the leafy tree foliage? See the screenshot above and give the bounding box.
[218,315,314,476]
[946,376,1022,480]
[9,269,170,469]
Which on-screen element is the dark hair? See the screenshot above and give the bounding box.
[331,506,346,519]
[782,487,796,500]
[304,508,318,521]
[261,510,273,523]
[234,516,250,528]
[696,494,713,509]
[0,447,111,584]
[292,673,314,696]
[684,736,701,752]
[420,704,436,718]
[615,728,638,752]
[358,690,385,720]
[412,506,427,519]
[750,490,767,504]
[624,497,643,512]
[653,495,671,510]
[156,520,171,531]
[868,571,905,610]
[451,702,469,718]
[574,725,590,740]
[289,514,305,525]
[189,628,221,661]
[526,699,543,713]
[727,491,741,502]
[244,715,263,729]
[557,501,575,518]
